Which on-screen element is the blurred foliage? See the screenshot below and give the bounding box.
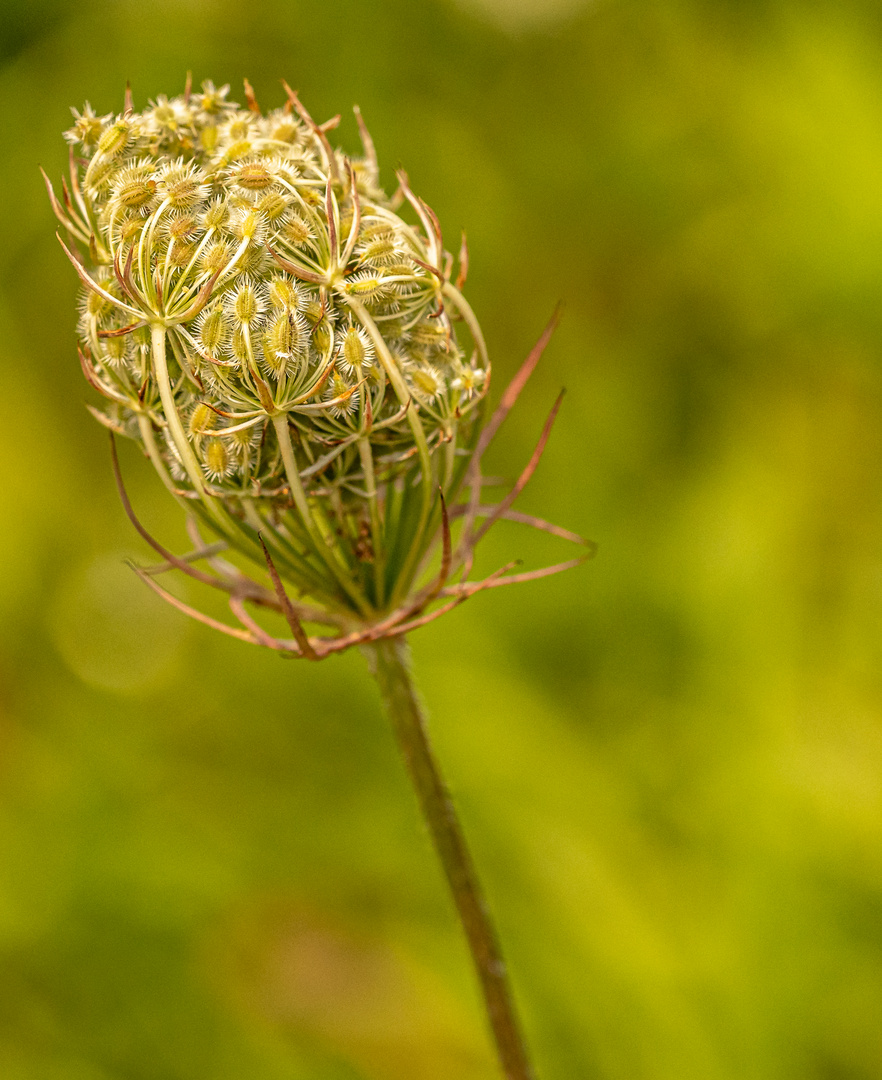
[3,0,882,1076]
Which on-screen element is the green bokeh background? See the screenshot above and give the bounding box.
[3,0,882,1076]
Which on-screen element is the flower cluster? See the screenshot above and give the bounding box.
[50,78,587,654]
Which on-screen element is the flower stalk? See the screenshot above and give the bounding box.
[365,636,536,1080]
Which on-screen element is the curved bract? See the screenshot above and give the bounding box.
[49,78,589,653]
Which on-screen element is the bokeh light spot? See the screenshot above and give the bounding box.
[48,553,190,693]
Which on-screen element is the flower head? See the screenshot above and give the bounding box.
[48,78,591,658]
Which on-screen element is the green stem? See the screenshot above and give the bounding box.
[357,436,386,607]
[150,323,207,498]
[272,413,371,616]
[442,281,489,371]
[363,636,537,1080]
[345,297,435,602]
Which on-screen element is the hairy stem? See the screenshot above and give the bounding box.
[363,636,536,1080]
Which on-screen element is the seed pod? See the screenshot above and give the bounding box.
[408,363,443,401]
[65,104,106,148]
[199,124,219,153]
[97,118,136,157]
[228,281,264,326]
[188,402,214,443]
[233,161,274,190]
[358,236,398,265]
[282,214,313,246]
[274,310,307,356]
[102,333,131,367]
[410,320,449,349]
[220,138,252,163]
[114,177,156,211]
[157,161,208,209]
[203,436,233,479]
[229,423,260,471]
[256,191,290,223]
[311,315,332,356]
[200,239,232,276]
[339,324,373,375]
[201,196,229,230]
[267,276,303,311]
[196,308,229,357]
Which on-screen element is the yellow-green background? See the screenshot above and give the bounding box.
[3,0,882,1076]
